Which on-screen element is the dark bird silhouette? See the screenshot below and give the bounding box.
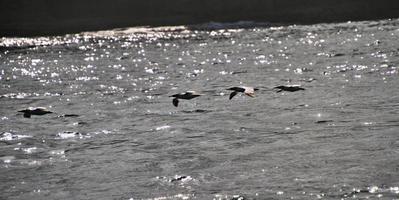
[274,85,305,93]
[169,91,202,107]
[227,86,259,100]
[18,107,53,118]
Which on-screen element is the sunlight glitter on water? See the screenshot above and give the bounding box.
[1,19,399,199]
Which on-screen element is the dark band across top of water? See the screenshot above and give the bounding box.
[1,0,399,36]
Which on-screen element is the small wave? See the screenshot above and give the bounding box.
[187,21,272,30]
[56,131,87,139]
[0,36,69,51]
[56,130,113,140]
[21,147,38,154]
[338,185,399,199]
[0,156,15,164]
[0,92,35,99]
[214,194,246,200]
[138,193,194,200]
[49,149,65,156]
[155,125,171,131]
[170,175,192,183]
[0,132,31,141]
[0,92,62,99]
[156,175,194,184]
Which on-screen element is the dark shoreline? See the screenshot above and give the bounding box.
[1,0,399,37]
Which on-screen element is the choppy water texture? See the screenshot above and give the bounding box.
[1,19,399,200]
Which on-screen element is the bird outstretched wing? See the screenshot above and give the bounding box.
[228,87,245,92]
[229,91,238,100]
[172,98,179,107]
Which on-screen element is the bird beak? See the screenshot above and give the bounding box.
[246,93,255,97]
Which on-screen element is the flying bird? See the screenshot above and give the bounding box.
[227,86,259,100]
[18,107,53,118]
[169,91,202,107]
[274,85,305,93]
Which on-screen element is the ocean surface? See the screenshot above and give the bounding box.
[1,19,399,200]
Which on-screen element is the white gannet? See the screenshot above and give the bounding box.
[227,86,259,100]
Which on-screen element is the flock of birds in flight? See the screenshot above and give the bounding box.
[18,85,305,117]
[169,85,304,107]
[169,86,258,107]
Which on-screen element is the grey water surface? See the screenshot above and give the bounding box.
[1,19,399,199]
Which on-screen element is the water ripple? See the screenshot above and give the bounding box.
[1,19,399,199]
